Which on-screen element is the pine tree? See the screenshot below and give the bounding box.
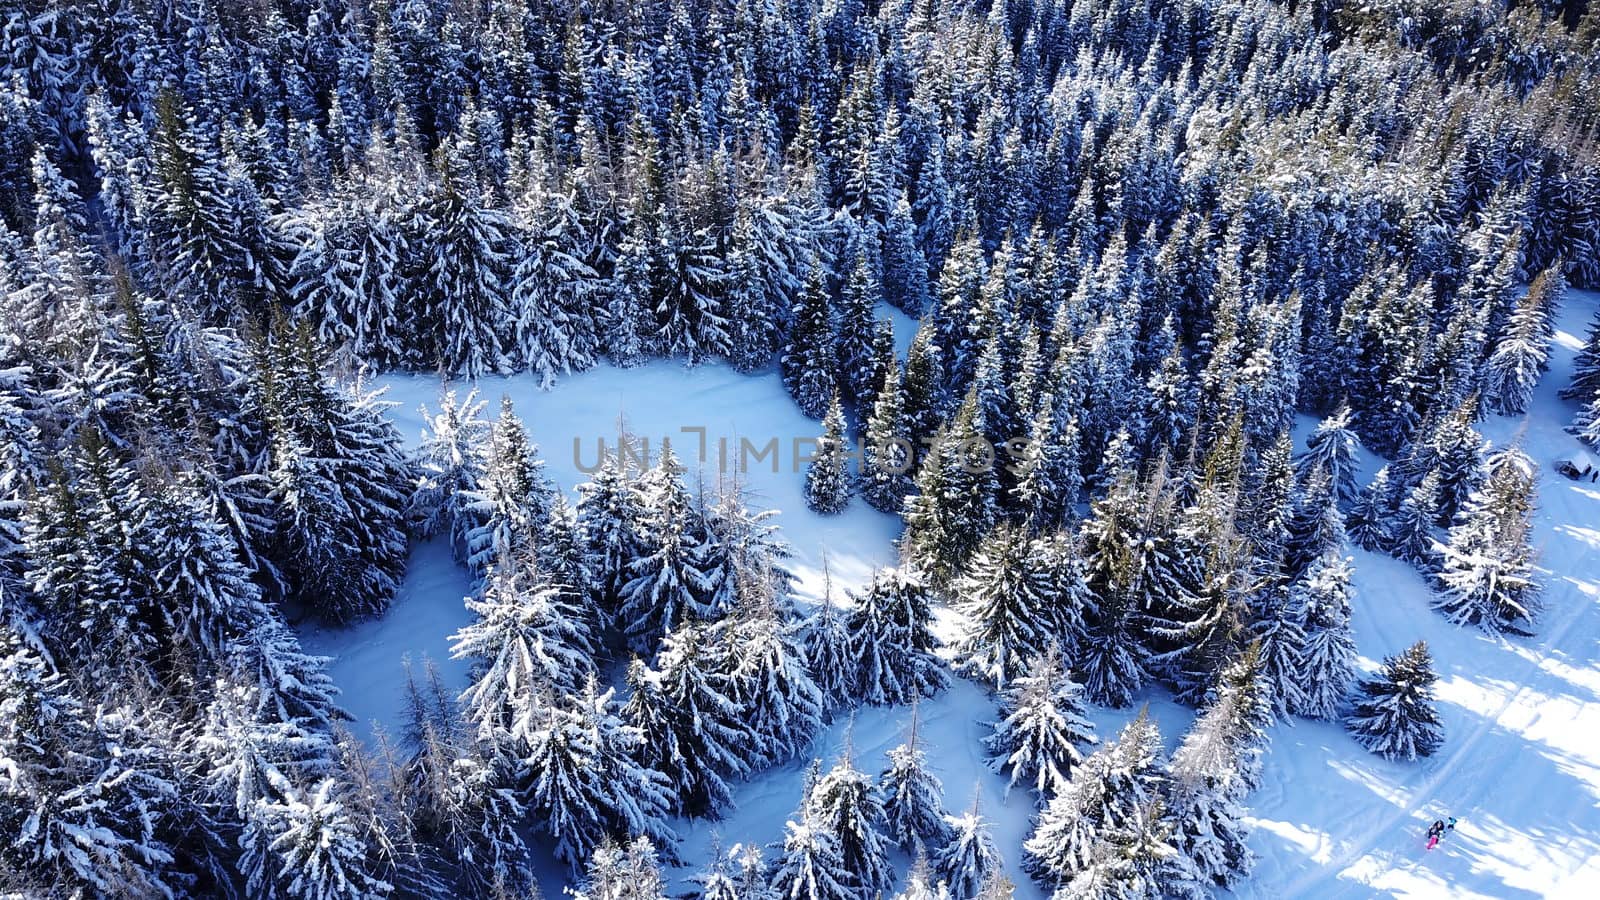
[884,193,929,314]
[257,778,396,899]
[1076,478,1151,708]
[620,442,713,653]
[728,604,825,768]
[627,624,751,818]
[465,396,557,577]
[577,454,643,628]
[878,705,952,852]
[837,251,882,405]
[1389,470,1444,570]
[861,361,915,514]
[1295,404,1362,507]
[1346,466,1396,553]
[1169,653,1266,892]
[1345,641,1444,761]
[408,388,490,560]
[1433,446,1539,634]
[933,799,1003,900]
[1282,468,1347,584]
[1012,399,1084,533]
[952,525,1064,689]
[1292,554,1358,721]
[519,681,674,868]
[256,332,411,624]
[784,267,839,419]
[1482,265,1561,417]
[1059,800,1203,900]
[418,134,515,376]
[806,395,853,514]
[571,837,672,900]
[984,646,1097,801]
[894,851,953,900]
[1024,709,1169,886]
[453,558,595,736]
[510,186,604,386]
[805,582,855,716]
[848,567,949,705]
[811,752,895,896]
[770,812,854,900]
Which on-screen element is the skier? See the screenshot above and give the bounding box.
[1445,816,1458,836]
[1425,820,1444,850]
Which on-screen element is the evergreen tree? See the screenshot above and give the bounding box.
[465,396,556,577]
[933,799,1003,900]
[770,811,854,900]
[884,193,929,314]
[1346,466,1396,553]
[1482,267,1561,417]
[1292,554,1359,721]
[861,361,914,514]
[571,837,672,900]
[811,752,895,896]
[578,453,643,628]
[407,388,490,561]
[453,558,595,736]
[627,624,751,818]
[952,525,1064,690]
[1345,641,1444,761]
[806,395,853,514]
[784,268,839,419]
[619,442,713,653]
[728,604,825,768]
[1024,709,1169,886]
[983,646,1097,801]
[1295,404,1362,507]
[848,567,949,705]
[418,134,515,376]
[895,851,953,900]
[1433,446,1539,634]
[1389,470,1444,571]
[878,704,952,853]
[805,582,855,717]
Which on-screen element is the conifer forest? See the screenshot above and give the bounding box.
[3,0,1600,897]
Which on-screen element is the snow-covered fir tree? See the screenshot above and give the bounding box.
[409,398,494,553]
[811,750,895,897]
[464,396,556,577]
[619,441,713,653]
[934,798,1003,900]
[984,645,1097,801]
[1346,640,1444,761]
[953,525,1067,689]
[1433,445,1540,634]
[1294,404,1362,507]
[848,566,949,705]
[626,623,751,818]
[1024,709,1170,887]
[1292,553,1359,721]
[878,704,952,852]
[806,395,853,514]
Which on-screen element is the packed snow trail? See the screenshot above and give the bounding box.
[1242,290,1600,899]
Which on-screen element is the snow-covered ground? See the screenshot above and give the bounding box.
[1239,290,1600,899]
[300,292,1600,899]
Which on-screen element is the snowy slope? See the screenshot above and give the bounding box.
[1240,290,1600,899]
[299,293,1600,899]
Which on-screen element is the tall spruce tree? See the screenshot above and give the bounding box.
[983,646,1097,801]
[1345,640,1444,761]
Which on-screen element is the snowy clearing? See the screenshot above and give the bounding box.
[301,290,1600,899]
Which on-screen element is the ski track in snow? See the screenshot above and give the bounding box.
[300,293,1600,898]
